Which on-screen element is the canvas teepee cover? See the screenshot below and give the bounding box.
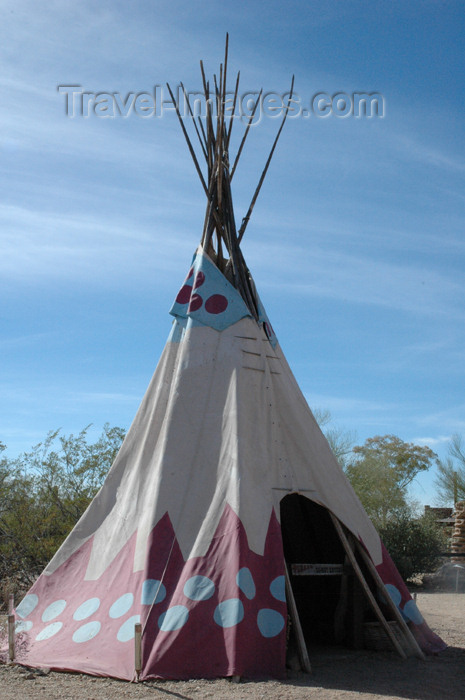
[9,46,445,680]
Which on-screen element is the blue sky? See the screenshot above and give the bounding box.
[1,0,464,506]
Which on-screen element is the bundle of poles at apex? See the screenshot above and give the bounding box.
[166,35,294,321]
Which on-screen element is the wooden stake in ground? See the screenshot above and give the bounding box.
[7,593,14,663]
[134,622,142,681]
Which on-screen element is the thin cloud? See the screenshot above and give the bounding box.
[0,332,59,349]
[413,436,451,449]
[248,240,465,320]
[0,201,195,283]
[393,133,465,175]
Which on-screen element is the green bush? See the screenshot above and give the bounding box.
[379,510,446,581]
[0,425,125,598]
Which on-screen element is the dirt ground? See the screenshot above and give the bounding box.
[1,592,464,700]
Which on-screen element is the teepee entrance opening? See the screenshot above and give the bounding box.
[280,494,363,651]
[280,494,426,664]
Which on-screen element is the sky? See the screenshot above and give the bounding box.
[1,0,464,507]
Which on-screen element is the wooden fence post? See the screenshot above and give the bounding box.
[134,622,142,681]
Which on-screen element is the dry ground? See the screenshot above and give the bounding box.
[1,593,464,700]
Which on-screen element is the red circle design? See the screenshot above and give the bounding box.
[176,285,192,305]
[193,271,206,289]
[188,294,203,312]
[205,294,228,315]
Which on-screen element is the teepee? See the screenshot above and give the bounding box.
[9,42,444,680]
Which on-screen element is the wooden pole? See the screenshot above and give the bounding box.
[134,622,142,681]
[199,62,214,173]
[329,513,407,659]
[165,82,208,196]
[8,615,15,663]
[237,76,294,243]
[179,82,208,162]
[352,537,425,660]
[7,593,14,663]
[230,89,263,180]
[284,563,312,673]
[226,70,240,149]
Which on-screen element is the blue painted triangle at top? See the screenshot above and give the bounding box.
[169,249,278,347]
[169,249,252,331]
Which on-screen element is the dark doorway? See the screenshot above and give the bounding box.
[280,494,351,647]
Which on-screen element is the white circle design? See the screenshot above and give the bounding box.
[16,594,39,619]
[117,615,141,642]
[183,575,215,601]
[385,584,401,607]
[236,568,256,600]
[403,600,424,625]
[213,599,244,628]
[257,608,285,638]
[109,593,134,619]
[269,575,286,602]
[72,621,101,643]
[73,598,101,621]
[158,606,189,632]
[141,579,166,605]
[42,599,67,622]
[35,622,63,641]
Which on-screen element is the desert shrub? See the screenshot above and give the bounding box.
[379,510,447,581]
[0,425,125,596]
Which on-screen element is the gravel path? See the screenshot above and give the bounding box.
[1,593,464,699]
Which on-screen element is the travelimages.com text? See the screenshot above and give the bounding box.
[58,85,385,121]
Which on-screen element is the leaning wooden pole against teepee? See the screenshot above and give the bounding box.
[330,514,408,659]
[351,535,425,659]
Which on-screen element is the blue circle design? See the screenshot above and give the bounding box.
[16,594,39,619]
[35,622,63,641]
[117,615,141,642]
[184,575,215,601]
[158,605,189,632]
[384,584,402,607]
[269,575,286,602]
[236,568,256,600]
[141,580,166,606]
[109,593,133,619]
[73,597,100,621]
[403,600,424,625]
[213,599,244,628]
[257,609,285,638]
[42,599,67,622]
[72,621,101,643]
